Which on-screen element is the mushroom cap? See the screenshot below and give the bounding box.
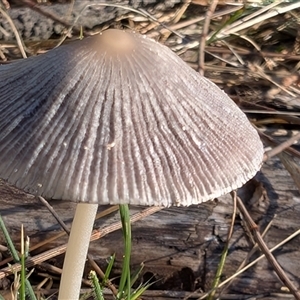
[0,29,264,206]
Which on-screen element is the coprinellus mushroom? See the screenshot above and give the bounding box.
[0,29,264,299]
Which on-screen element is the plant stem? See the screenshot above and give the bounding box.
[20,224,26,300]
[89,270,104,300]
[0,214,36,300]
[0,214,19,261]
[118,204,132,299]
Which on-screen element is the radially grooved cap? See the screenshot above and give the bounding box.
[0,29,264,206]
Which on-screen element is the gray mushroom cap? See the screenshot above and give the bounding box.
[0,29,264,206]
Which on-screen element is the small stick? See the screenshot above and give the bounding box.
[38,196,70,234]
[258,129,300,159]
[198,0,218,75]
[220,214,276,294]
[0,6,27,58]
[263,131,300,161]
[235,192,300,299]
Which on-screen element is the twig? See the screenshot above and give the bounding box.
[235,193,300,299]
[1,0,10,9]
[87,254,118,296]
[220,214,276,294]
[263,131,300,161]
[0,6,27,58]
[248,63,296,97]
[244,110,300,117]
[38,196,70,234]
[198,0,218,75]
[258,129,300,160]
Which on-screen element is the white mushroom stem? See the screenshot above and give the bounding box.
[58,203,98,300]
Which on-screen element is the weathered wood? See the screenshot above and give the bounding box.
[0,155,300,298]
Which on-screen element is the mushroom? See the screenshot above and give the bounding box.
[0,29,264,299]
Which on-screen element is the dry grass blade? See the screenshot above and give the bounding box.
[147,6,242,39]
[208,1,300,40]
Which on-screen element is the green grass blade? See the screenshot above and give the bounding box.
[207,7,245,44]
[130,262,144,287]
[117,204,131,299]
[131,285,150,300]
[103,254,115,283]
[24,279,37,300]
[0,214,37,300]
[207,244,229,300]
[131,278,155,300]
[0,214,19,261]
[20,225,26,300]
